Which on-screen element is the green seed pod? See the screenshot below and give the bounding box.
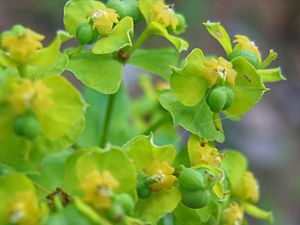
[137,182,151,199]
[76,23,98,45]
[197,168,217,189]
[179,168,206,191]
[227,49,260,68]
[180,187,211,209]
[106,0,142,23]
[13,113,41,140]
[174,13,187,34]
[107,203,125,222]
[206,86,227,113]
[223,87,235,110]
[114,193,135,216]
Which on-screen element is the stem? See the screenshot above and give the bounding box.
[142,114,169,135]
[131,27,151,53]
[17,64,27,78]
[99,93,117,148]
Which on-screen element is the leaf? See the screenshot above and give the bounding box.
[257,68,286,83]
[136,188,181,224]
[128,48,179,80]
[67,51,124,94]
[28,31,72,67]
[203,21,232,55]
[29,150,72,192]
[148,22,189,53]
[124,135,176,171]
[65,147,137,197]
[173,147,191,168]
[158,91,225,143]
[224,57,266,117]
[221,149,248,189]
[241,202,274,224]
[92,17,134,55]
[64,0,106,36]
[170,48,209,106]
[138,0,155,25]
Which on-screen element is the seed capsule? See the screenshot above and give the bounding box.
[13,113,41,140]
[180,187,211,209]
[114,193,134,216]
[227,49,260,68]
[179,168,206,191]
[206,86,227,113]
[76,23,98,45]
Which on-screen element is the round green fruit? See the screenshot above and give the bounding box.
[174,13,187,34]
[181,187,211,209]
[114,193,135,216]
[206,86,227,113]
[107,203,125,222]
[179,168,206,190]
[13,113,41,140]
[223,87,235,110]
[107,0,142,22]
[197,169,217,189]
[227,49,260,68]
[76,23,98,45]
[137,182,151,199]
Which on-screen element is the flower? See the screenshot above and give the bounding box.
[233,35,262,63]
[221,202,244,225]
[151,1,179,32]
[143,160,177,191]
[203,57,237,86]
[8,79,53,116]
[80,170,119,210]
[5,191,40,225]
[1,26,44,62]
[241,171,260,203]
[91,8,119,36]
[192,141,224,168]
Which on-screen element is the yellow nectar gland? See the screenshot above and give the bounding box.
[5,191,40,225]
[233,35,262,63]
[1,29,44,62]
[143,160,177,191]
[81,170,119,210]
[151,1,179,31]
[193,141,223,168]
[203,57,237,86]
[91,8,119,36]
[222,202,244,225]
[9,79,53,116]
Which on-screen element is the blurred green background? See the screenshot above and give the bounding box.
[0,0,299,224]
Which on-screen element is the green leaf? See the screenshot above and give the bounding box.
[173,147,191,168]
[224,57,266,117]
[128,48,179,80]
[28,31,72,67]
[64,0,106,36]
[65,147,137,197]
[136,188,181,224]
[148,22,189,53]
[257,68,286,83]
[170,48,209,106]
[124,135,176,171]
[67,51,123,94]
[92,17,134,55]
[29,150,72,191]
[138,0,155,25]
[203,21,232,55]
[158,91,225,143]
[221,149,248,189]
[241,202,274,224]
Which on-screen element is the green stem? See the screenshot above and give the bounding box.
[99,93,117,148]
[131,27,151,53]
[17,64,27,78]
[142,114,169,135]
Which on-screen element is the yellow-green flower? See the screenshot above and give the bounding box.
[233,35,262,63]
[203,57,237,86]
[143,160,177,191]
[1,27,44,62]
[80,170,119,210]
[8,79,53,117]
[232,171,260,203]
[151,1,179,32]
[5,191,40,225]
[91,8,119,36]
[221,202,244,225]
